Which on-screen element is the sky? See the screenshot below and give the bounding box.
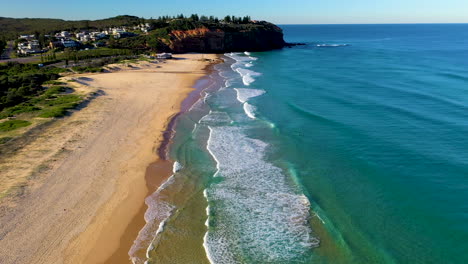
[1,0,467,24]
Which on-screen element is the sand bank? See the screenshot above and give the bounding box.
[0,53,219,263]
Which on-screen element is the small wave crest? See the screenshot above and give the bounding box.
[234,88,266,103]
[173,161,183,173]
[243,103,257,119]
[316,43,350,47]
[236,68,261,86]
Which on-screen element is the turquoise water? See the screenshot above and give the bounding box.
[139,24,468,263]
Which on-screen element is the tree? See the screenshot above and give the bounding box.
[224,15,232,23]
[38,34,46,49]
[0,40,6,57]
[190,14,199,21]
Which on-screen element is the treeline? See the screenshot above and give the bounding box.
[0,40,5,56]
[0,14,255,40]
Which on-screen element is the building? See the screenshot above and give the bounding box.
[112,28,126,35]
[18,34,35,40]
[90,32,107,40]
[62,39,80,48]
[80,35,91,42]
[61,31,70,38]
[17,40,42,55]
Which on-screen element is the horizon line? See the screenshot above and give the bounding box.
[1,15,467,25]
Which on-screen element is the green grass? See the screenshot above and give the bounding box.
[0,120,32,132]
[0,85,83,119]
[38,107,70,118]
[37,93,82,118]
[0,104,42,119]
[42,86,67,97]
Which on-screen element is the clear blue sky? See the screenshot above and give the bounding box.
[1,0,467,24]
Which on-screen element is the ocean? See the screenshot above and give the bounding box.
[131,24,468,263]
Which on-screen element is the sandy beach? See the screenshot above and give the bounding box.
[0,53,218,264]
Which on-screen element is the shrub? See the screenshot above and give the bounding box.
[0,120,32,132]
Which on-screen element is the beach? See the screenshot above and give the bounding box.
[0,53,218,264]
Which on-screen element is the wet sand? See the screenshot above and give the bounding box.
[0,54,219,264]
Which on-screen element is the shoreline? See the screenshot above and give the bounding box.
[103,63,219,264]
[0,54,220,264]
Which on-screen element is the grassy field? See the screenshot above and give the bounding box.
[0,82,85,144]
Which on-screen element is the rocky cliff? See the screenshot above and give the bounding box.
[165,22,286,53]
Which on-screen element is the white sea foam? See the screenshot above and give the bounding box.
[173,161,183,173]
[199,111,233,126]
[236,68,261,86]
[316,43,350,47]
[234,88,266,103]
[224,79,234,88]
[244,51,251,56]
[129,174,176,264]
[203,126,317,263]
[243,102,257,119]
[245,62,254,67]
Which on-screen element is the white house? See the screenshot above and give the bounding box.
[61,31,70,38]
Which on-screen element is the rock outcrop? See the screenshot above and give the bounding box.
[166,22,286,53]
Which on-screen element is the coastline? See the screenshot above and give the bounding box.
[103,63,220,264]
[0,53,219,264]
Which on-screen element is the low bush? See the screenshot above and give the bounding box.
[0,120,32,132]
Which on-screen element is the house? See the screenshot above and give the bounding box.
[90,32,107,40]
[157,53,172,59]
[28,40,40,50]
[112,28,126,35]
[60,31,70,38]
[80,35,91,42]
[62,39,80,48]
[76,32,86,39]
[18,34,35,40]
[17,40,42,55]
[49,41,64,49]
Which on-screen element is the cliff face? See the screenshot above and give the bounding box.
[166,22,286,53]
